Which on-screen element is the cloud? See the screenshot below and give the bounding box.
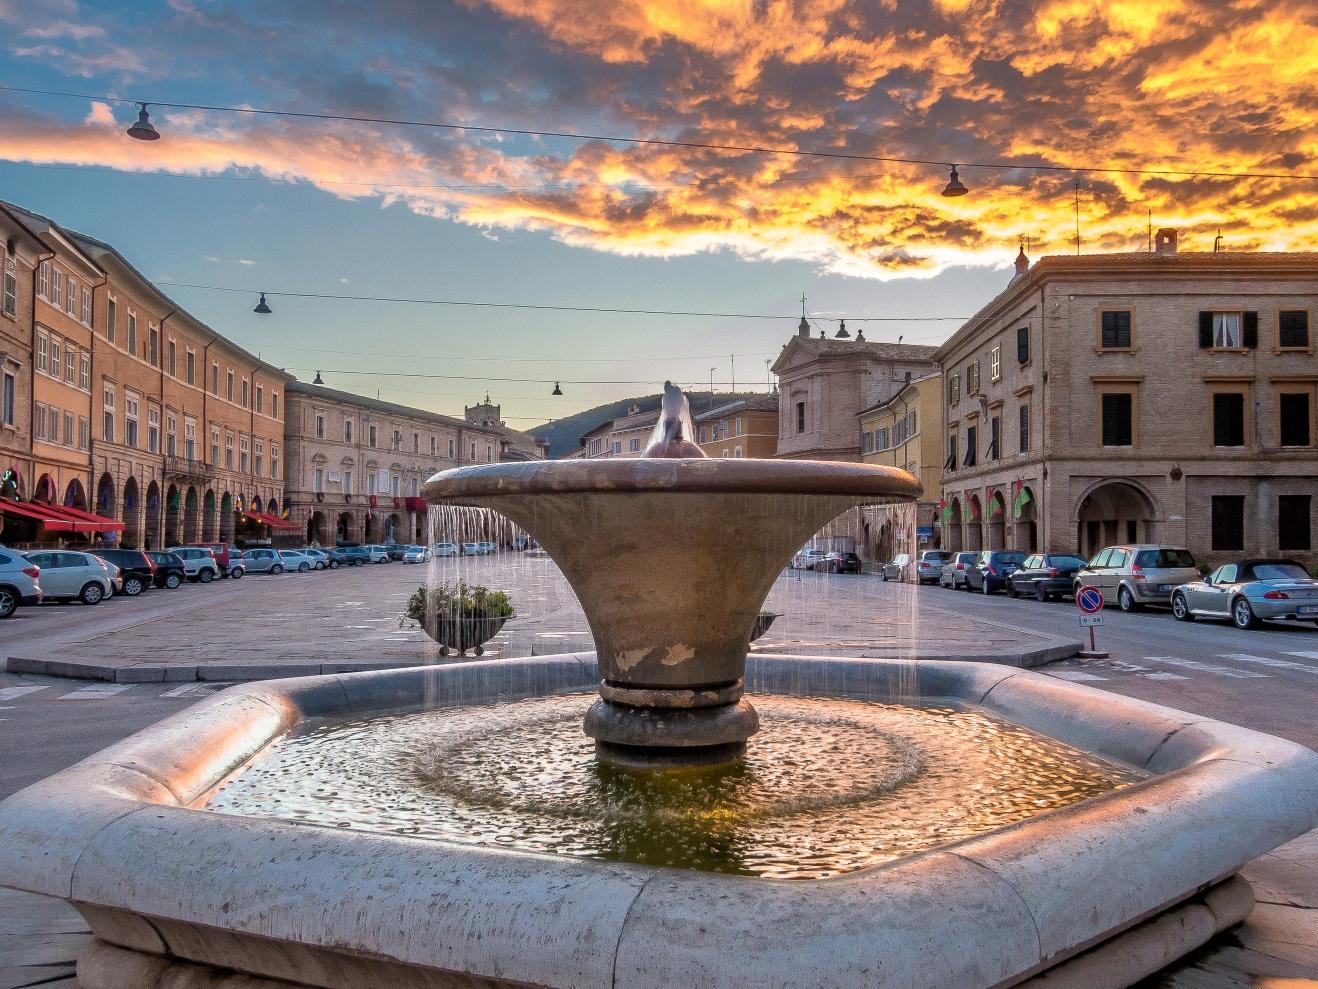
[3,0,1317,277]
[237,258,256,265]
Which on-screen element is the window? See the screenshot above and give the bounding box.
[413,432,419,453]
[487,445,493,462]
[1100,393,1133,447]
[225,432,233,469]
[3,254,15,317]
[343,468,352,494]
[391,472,400,497]
[1211,495,1245,551]
[184,420,196,460]
[344,419,353,442]
[36,333,47,374]
[795,401,805,433]
[861,430,873,454]
[254,440,264,477]
[314,467,324,493]
[79,352,90,390]
[315,414,325,439]
[393,429,403,450]
[613,441,621,455]
[65,277,76,315]
[448,437,455,458]
[33,401,45,439]
[735,418,743,437]
[186,350,195,385]
[63,411,73,446]
[127,313,137,357]
[226,370,234,401]
[965,361,981,393]
[167,340,176,377]
[107,299,116,343]
[37,260,49,299]
[962,425,977,467]
[256,386,263,414]
[1199,311,1257,349]
[1279,311,1310,349]
[1279,495,1311,551]
[166,413,177,457]
[1100,311,1132,349]
[1018,404,1030,454]
[102,387,115,443]
[369,424,377,447]
[991,346,1001,382]
[877,426,888,450]
[470,441,477,460]
[78,416,89,450]
[271,444,279,479]
[945,434,957,471]
[272,392,279,418]
[50,337,60,378]
[125,394,139,448]
[367,471,377,495]
[211,363,218,394]
[149,326,159,367]
[241,379,249,408]
[47,406,59,442]
[148,407,159,453]
[64,346,74,384]
[81,287,91,326]
[734,446,743,457]
[1280,392,1311,447]
[1212,392,1245,447]
[988,415,1000,460]
[50,269,61,308]
[210,427,219,465]
[430,436,436,456]
[239,436,249,473]
[629,437,641,452]
[1,371,13,426]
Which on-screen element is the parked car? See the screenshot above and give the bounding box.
[188,543,238,577]
[0,547,42,618]
[461,541,483,557]
[791,548,828,570]
[146,551,187,589]
[820,551,862,574]
[965,550,1028,594]
[880,553,912,582]
[938,551,981,590]
[383,543,409,561]
[363,544,391,564]
[914,550,953,585]
[1074,545,1199,612]
[240,548,284,574]
[167,546,222,583]
[21,550,112,605]
[1172,559,1318,629]
[402,545,431,564]
[431,542,459,558]
[329,545,370,567]
[278,550,316,573]
[299,548,330,570]
[1007,554,1088,601]
[93,555,123,596]
[89,548,157,597]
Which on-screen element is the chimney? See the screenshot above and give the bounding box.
[1155,228,1178,256]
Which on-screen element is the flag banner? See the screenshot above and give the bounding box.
[1013,487,1032,519]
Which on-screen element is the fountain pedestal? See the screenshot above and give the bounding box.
[423,459,916,766]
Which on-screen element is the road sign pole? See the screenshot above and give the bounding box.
[1076,584,1109,659]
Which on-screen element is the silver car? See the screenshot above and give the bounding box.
[1073,545,1199,611]
[240,548,285,574]
[1172,559,1318,629]
[0,547,42,618]
[939,551,981,589]
[167,546,221,583]
[880,552,912,582]
[20,550,113,605]
[914,549,952,585]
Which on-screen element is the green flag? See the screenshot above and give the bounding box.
[1013,487,1031,519]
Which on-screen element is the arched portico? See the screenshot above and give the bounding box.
[964,495,983,551]
[1076,481,1157,559]
[1013,485,1038,553]
[64,478,88,511]
[121,477,141,548]
[145,481,161,549]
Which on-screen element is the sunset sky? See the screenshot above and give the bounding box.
[1,0,1314,425]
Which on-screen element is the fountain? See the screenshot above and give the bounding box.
[0,382,1315,988]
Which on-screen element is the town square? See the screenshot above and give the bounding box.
[1,1,1317,987]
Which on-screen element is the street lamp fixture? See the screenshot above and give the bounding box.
[126,103,160,141]
[835,319,850,338]
[941,165,968,197]
[253,292,273,314]
[313,370,325,385]
[551,381,563,396]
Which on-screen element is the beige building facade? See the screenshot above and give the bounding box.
[695,394,779,458]
[578,406,660,459]
[0,207,46,503]
[859,372,943,557]
[284,381,505,546]
[935,238,1318,568]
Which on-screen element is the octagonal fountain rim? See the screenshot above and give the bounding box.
[421,457,923,502]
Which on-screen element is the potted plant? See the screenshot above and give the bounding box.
[405,580,514,656]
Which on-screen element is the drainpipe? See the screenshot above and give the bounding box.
[28,249,54,505]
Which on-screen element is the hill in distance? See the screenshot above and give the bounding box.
[530,391,771,459]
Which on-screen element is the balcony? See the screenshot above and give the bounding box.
[164,455,209,483]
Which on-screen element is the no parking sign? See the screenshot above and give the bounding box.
[1076,584,1107,657]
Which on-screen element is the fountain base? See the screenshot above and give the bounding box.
[582,687,760,767]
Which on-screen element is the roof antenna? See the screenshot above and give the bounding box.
[1213,228,1224,253]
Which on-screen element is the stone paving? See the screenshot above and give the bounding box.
[5,558,1079,681]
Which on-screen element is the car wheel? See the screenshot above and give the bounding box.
[1006,584,1018,598]
[271,565,284,575]
[1232,597,1261,630]
[80,582,105,605]
[880,571,888,582]
[199,568,215,584]
[298,562,310,573]
[0,588,16,618]
[1035,584,1049,603]
[1117,586,1140,612]
[124,576,144,596]
[329,560,339,570]
[1171,593,1194,622]
[231,568,243,579]
[165,573,182,589]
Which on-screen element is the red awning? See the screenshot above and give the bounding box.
[41,502,126,532]
[243,510,299,531]
[404,496,427,512]
[0,497,78,532]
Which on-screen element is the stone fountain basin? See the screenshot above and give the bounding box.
[1,655,1316,989]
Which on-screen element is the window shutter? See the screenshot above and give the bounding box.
[1198,312,1213,348]
[1242,311,1258,348]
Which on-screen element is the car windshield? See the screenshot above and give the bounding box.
[1249,563,1310,581]
[924,552,951,561]
[1134,548,1196,568]
[996,553,1026,564]
[1050,556,1087,568]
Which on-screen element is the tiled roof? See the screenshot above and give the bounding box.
[286,380,500,436]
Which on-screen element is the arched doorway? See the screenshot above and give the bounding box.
[336,511,355,543]
[0,466,22,500]
[183,486,200,543]
[220,492,235,544]
[965,495,983,551]
[1076,482,1156,559]
[383,512,401,543]
[947,497,963,551]
[95,473,115,518]
[267,497,278,516]
[202,489,218,542]
[307,511,326,545]
[985,490,1006,549]
[145,481,161,549]
[121,477,141,548]
[34,473,56,504]
[63,478,88,511]
[165,484,181,546]
[1013,485,1038,553]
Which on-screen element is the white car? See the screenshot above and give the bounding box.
[240,548,284,574]
[278,550,317,573]
[363,544,391,564]
[402,545,431,564]
[21,549,113,605]
[791,548,828,570]
[299,548,330,570]
[0,547,43,618]
[167,546,222,583]
[461,541,482,556]
[431,542,458,558]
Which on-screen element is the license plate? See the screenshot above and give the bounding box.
[1158,584,1173,592]
[1300,605,1318,616]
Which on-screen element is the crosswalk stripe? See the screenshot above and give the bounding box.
[1141,656,1270,678]
[1049,671,1108,682]
[1141,672,1191,681]
[1283,651,1318,661]
[159,682,231,698]
[1217,653,1318,674]
[0,685,48,701]
[58,684,134,700]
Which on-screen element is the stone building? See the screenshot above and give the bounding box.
[694,394,779,458]
[463,395,550,461]
[858,371,944,558]
[284,381,505,546]
[578,405,660,458]
[0,207,46,504]
[935,237,1318,568]
[771,315,937,461]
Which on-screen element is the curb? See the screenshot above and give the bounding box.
[3,654,500,684]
